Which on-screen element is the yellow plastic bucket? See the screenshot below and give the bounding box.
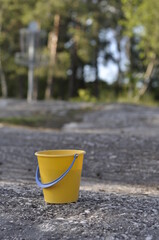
[35,149,86,204]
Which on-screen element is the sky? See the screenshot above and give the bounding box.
[84,28,129,84]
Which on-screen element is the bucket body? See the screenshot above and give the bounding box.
[35,149,85,204]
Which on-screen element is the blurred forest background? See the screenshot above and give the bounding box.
[0,0,159,104]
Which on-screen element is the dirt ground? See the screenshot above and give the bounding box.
[0,99,159,239]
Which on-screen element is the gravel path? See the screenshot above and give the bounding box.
[1,182,159,240]
[0,100,159,239]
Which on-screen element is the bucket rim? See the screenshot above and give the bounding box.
[35,149,86,158]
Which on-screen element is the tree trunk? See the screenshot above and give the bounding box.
[94,49,99,98]
[69,41,78,98]
[0,60,7,98]
[115,28,122,97]
[18,78,24,99]
[78,65,85,89]
[45,14,60,99]
[0,10,8,98]
[137,59,155,99]
[126,37,134,97]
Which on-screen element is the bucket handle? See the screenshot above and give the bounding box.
[36,154,78,189]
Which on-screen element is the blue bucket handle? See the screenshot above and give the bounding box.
[36,154,78,189]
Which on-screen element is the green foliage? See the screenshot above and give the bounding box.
[0,0,159,102]
[78,89,96,102]
[121,0,159,61]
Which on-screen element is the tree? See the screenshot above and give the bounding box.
[0,0,37,99]
[45,14,60,99]
[0,0,8,98]
[121,0,159,98]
